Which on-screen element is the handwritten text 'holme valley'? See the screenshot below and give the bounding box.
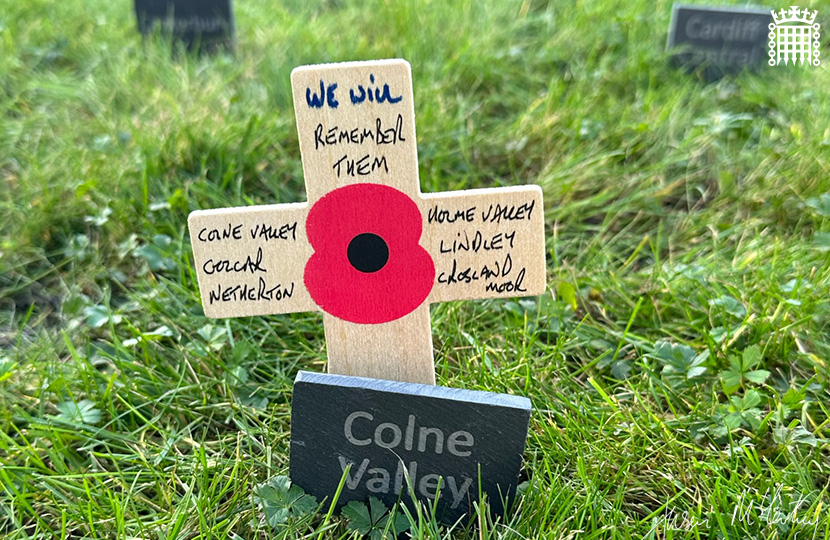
[429,199,536,294]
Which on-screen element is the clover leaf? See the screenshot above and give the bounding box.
[651,340,709,388]
[805,193,830,216]
[342,497,410,540]
[55,399,102,425]
[773,425,818,449]
[720,345,770,394]
[253,475,318,528]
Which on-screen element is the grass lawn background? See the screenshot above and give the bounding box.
[1,0,829,538]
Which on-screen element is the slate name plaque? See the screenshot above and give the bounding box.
[135,0,235,51]
[667,4,772,78]
[290,371,531,523]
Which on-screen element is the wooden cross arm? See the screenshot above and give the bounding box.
[189,184,547,320]
[187,203,316,318]
[189,183,547,320]
[420,185,546,305]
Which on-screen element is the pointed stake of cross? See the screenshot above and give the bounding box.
[188,60,546,385]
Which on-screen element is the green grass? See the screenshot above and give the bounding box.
[2,0,830,538]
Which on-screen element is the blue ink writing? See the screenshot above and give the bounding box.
[349,74,403,105]
[306,80,339,109]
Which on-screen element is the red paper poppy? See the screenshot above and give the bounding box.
[304,183,435,324]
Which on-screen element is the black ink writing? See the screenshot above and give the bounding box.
[437,253,514,285]
[436,253,527,294]
[481,200,535,223]
[333,154,389,177]
[250,221,298,242]
[313,115,405,150]
[439,230,516,254]
[198,223,242,242]
[484,268,527,294]
[315,124,375,149]
[427,205,476,224]
[203,247,266,275]
[376,115,405,145]
[208,278,294,304]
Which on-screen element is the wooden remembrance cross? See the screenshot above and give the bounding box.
[188,59,546,385]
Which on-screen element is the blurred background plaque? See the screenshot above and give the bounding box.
[135,0,235,52]
[667,4,772,80]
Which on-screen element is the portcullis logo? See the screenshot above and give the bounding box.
[769,7,821,66]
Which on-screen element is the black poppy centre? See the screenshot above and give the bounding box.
[347,233,389,273]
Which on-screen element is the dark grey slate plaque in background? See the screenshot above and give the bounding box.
[290,371,531,524]
[667,4,772,79]
[135,0,235,52]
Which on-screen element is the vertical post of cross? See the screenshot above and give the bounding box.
[290,60,437,385]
